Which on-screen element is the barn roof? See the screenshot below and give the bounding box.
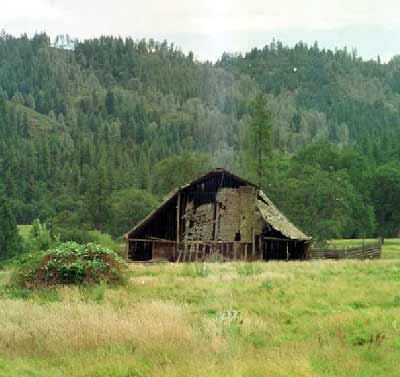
[125,168,310,241]
[257,192,310,241]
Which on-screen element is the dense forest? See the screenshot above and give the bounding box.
[1,32,400,257]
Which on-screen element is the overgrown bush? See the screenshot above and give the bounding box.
[15,242,126,288]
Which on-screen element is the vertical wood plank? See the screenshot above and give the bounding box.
[176,191,180,259]
[252,228,255,259]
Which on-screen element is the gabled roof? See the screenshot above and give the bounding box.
[125,168,310,241]
[125,169,256,239]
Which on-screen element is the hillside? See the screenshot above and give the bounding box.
[1,33,400,240]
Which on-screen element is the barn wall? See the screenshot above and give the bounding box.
[184,201,214,241]
[184,186,263,242]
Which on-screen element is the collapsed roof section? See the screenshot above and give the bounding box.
[257,191,310,241]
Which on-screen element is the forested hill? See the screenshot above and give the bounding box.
[1,32,400,245]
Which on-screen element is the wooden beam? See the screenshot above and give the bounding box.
[252,228,255,258]
[176,191,181,256]
[128,238,176,243]
[263,237,294,242]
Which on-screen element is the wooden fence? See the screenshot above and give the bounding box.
[307,241,382,260]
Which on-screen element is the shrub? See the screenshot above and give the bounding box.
[15,242,126,288]
[56,228,121,254]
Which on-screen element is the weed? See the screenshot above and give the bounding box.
[180,263,209,278]
[260,280,273,290]
[236,263,262,277]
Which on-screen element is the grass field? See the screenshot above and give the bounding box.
[2,255,400,376]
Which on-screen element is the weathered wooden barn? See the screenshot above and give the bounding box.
[125,169,311,262]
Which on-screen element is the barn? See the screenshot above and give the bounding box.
[125,169,311,262]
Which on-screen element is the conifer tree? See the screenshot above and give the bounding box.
[0,194,22,259]
[244,94,273,186]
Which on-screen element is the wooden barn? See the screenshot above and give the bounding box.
[125,169,311,262]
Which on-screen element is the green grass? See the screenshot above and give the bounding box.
[2,258,400,376]
[17,225,32,240]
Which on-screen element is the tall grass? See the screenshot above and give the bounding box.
[1,260,400,376]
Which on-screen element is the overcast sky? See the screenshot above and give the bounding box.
[2,0,400,62]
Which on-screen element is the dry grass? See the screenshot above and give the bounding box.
[0,300,197,356]
[1,260,400,376]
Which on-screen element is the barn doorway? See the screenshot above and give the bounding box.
[130,241,153,261]
[263,237,305,261]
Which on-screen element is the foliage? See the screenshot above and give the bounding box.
[15,242,126,287]
[1,33,400,240]
[153,152,212,196]
[371,162,400,237]
[107,188,159,238]
[0,195,22,259]
[24,218,60,252]
[242,94,273,186]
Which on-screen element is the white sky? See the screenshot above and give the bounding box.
[2,0,400,61]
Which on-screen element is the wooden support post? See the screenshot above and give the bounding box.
[184,218,189,262]
[244,244,248,261]
[252,228,256,259]
[286,241,289,261]
[176,192,181,258]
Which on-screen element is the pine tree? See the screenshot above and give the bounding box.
[244,94,273,186]
[0,195,22,259]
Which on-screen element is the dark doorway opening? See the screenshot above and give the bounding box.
[263,238,305,261]
[130,241,153,261]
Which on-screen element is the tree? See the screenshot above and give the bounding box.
[371,163,400,237]
[107,188,159,238]
[153,152,211,197]
[84,165,111,231]
[0,195,22,259]
[243,94,273,186]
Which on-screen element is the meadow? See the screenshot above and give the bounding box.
[1,240,400,377]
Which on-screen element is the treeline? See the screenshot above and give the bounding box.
[1,32,400,258]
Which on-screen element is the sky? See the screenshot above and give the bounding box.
[2,0,400,62]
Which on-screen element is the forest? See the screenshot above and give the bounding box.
[1,32,400,258]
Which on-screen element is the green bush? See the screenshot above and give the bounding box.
[15,242,126,288]
[56,228,121,253]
